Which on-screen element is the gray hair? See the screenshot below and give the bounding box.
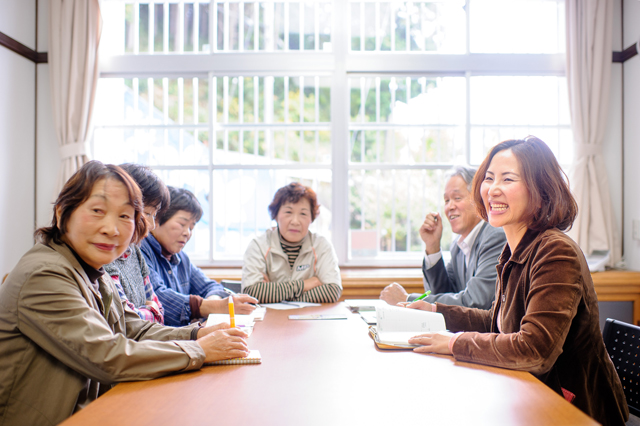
[444,166,477,192]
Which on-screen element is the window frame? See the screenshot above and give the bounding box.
[95,0,566,267]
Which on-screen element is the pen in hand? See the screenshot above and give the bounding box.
[228,297,236,328]
[413,290,431,301]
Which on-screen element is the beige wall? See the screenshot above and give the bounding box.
[0,0,36,277]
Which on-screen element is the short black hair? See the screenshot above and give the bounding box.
[119,164,170,215]
[157,186,203,226]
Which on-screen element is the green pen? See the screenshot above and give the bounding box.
[413,290,431,301]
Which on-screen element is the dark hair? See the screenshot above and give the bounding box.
[268,182,320,222]
[471,136,578,232]
[119,163,170,215]
[157,186,203,226]
[35,161,148,245]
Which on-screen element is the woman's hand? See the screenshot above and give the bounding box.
[201,294,258,315]
[399,300,435,311]
[197,322,234,338]
[230,294,258,314]
[409,331,455,355]
[303,276,322,291]
[197,327,249,363]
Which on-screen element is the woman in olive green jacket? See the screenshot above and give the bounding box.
[0,162,248,425]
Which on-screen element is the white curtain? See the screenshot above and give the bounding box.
[49,0,102,193]
[565,0,620,266]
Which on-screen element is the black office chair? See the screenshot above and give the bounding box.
[603,318,640,418]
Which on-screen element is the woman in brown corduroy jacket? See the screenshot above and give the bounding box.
[405,136,628,426]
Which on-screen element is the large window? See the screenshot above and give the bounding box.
[94,0,570,266]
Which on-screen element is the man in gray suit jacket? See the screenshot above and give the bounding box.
[381,166,506,309]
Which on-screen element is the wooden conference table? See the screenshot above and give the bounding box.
[61,304,597,426]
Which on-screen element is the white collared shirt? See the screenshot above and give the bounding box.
[424,220,484,270]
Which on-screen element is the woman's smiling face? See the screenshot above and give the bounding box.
[60,178,136,269]
[481,149,530,238]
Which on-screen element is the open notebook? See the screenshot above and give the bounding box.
[372,305,447,348]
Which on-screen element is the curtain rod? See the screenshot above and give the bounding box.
[0,31,48,63]
[613,43,638,63]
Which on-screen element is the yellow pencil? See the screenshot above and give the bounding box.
[228,296,236,328]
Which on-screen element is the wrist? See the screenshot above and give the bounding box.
[425,245,441,255]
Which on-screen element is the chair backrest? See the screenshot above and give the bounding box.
[603,318,640,417]
[220,279,242,294]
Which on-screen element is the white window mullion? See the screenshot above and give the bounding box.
[224,76,229,154]
[465,0,471,54]
[360,170,365,230]
[284,76,289,160]
[133,78,139,122]
[264,2,273,51]
[406,171,411,251]
[420,2,425,52]
[391,169,396,251]
[193,1,200,52]
[178,78,184,164]
[332,0,349,263]
[133,2,140,54]
[255,2,260,51]
[178,2,184,53]
[284,76,289,123]
[376,77,381,163]
[224,2,230,51]
[406,2,411,52]
[193,77,199,125]
[299,76,304,162]
[265,76,273,162]
[465,71,471,165]
[420,78,426,161]
[148,77,154,124]
[359,77,365,162]
[376,169,381,253]
[239,169,244,238]
[211,0,217,52]
[315,76,319,162]
[239,76,244,160]
[375,2,380,51]
[390,1,395,52]
[163,77,169,163]
[209,73,215,261]
[254,76,259,158]
[360,2,364,51]
[163,2,169,53]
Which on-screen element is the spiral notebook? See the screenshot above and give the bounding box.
[207,350,262,365]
